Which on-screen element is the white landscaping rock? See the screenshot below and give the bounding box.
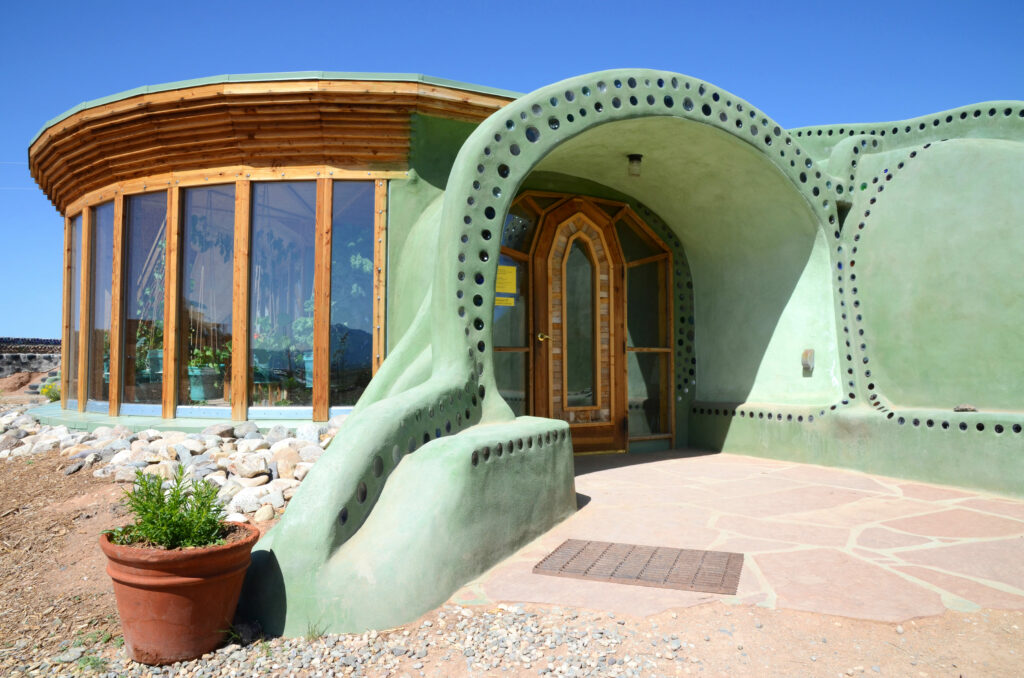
[237,438,269,454]
[227,486,268,514]
[295,423,326,443]
[265,489,285,509]
[235,475,270,488]
[299,445,324,462]
[268,478,300,492]
[224,512,249,524]
[252,504,275,522]
[228,455,268,478]
[293,462,314,481]
[269,438,300,454]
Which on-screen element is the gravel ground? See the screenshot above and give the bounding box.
[6,602,1022,677]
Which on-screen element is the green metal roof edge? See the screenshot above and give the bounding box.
[30,72,523,146]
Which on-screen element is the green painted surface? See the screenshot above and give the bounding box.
[241,416,574,634]
[855,139,1024,411]
[534,116,841,407]
[388,115,486,349]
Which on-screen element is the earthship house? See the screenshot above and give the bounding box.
[29,70,1024,633]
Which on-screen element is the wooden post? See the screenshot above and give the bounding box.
[60,216,72,409]
[312,177,333,421]
[231,181,251,421]
[162,188,181,418]
[372,180,388,373]
[77,207,92,411]
[108,194,125,416]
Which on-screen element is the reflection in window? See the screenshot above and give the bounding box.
[628,353,668,435]
[626,261,666,348]
[492,254,527,347]
[249,182,316,407]
[330,182,375,406]
[493,253,528,416]
[615,218,659,261]
[494,352,527,416]
[564,239,596,407]
[501,204,538,251]
[88,202,115,402]
[67,214,82,403]
[181,185,234,406]
[123,193,166,405]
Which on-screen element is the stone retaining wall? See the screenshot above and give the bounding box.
[0,353,61,378]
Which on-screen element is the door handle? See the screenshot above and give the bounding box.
[537,332,551,342]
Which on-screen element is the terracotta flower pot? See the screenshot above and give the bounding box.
[100,523,260,665]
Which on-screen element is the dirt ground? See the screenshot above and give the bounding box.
[0,371,50,401]
[0,438,1021,675]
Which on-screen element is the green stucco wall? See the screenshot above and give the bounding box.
[243,70,1023,638]
[855,138,1024,411]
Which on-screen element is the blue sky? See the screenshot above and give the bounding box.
[1,0,1021,337]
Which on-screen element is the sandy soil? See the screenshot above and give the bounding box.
[0,371,50,396]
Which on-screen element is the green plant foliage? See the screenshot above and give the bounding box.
[40,381,60,402]
[105,467,226,549]
[76,655,106,671]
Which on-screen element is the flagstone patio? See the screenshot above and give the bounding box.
[452,452,1024,622]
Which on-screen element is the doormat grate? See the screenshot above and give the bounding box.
[534,539,743,595]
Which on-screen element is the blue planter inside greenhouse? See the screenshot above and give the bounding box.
[303,351,314,388]
[187,366,221,402]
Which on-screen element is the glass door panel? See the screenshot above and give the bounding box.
[67,214,82,405]
[563,240,596,408]
[88,202,115,402]
[249,182,316,407]
[180,185,235,407]
[123,192,166,405]
[627,352,669,435]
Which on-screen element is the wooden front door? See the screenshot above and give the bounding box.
[531,199,626,453]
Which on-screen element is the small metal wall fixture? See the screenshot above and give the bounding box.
[802,349,815,376]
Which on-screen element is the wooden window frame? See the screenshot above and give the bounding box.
[65,167,391,421]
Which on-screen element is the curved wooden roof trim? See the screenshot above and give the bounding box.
[31,80,514,212]
[62,165,407,217]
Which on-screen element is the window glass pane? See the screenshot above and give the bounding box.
[330,181,375,406]
[615,219,659,261]
[88,202,115,402]
[250,182,316,407]
[628,352,668,436]
[627,260,666,348]
[493,351,527,416]
[123,193,166,405]
[67,214,82,403]
[492,253,527,347]
[565,240,595,407]
[181,185,234,407]
[501,204,537,251]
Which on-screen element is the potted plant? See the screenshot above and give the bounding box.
[100,467,259,665]
[187,342,228,402]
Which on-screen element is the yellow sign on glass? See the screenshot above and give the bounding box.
[495,265,517,295]
[495,296,515,307]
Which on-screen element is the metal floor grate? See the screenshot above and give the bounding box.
[534,539,743,595]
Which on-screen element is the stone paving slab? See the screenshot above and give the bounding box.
[453,451,1024,622]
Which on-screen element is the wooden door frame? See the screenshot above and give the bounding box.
[530,198,627,452]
